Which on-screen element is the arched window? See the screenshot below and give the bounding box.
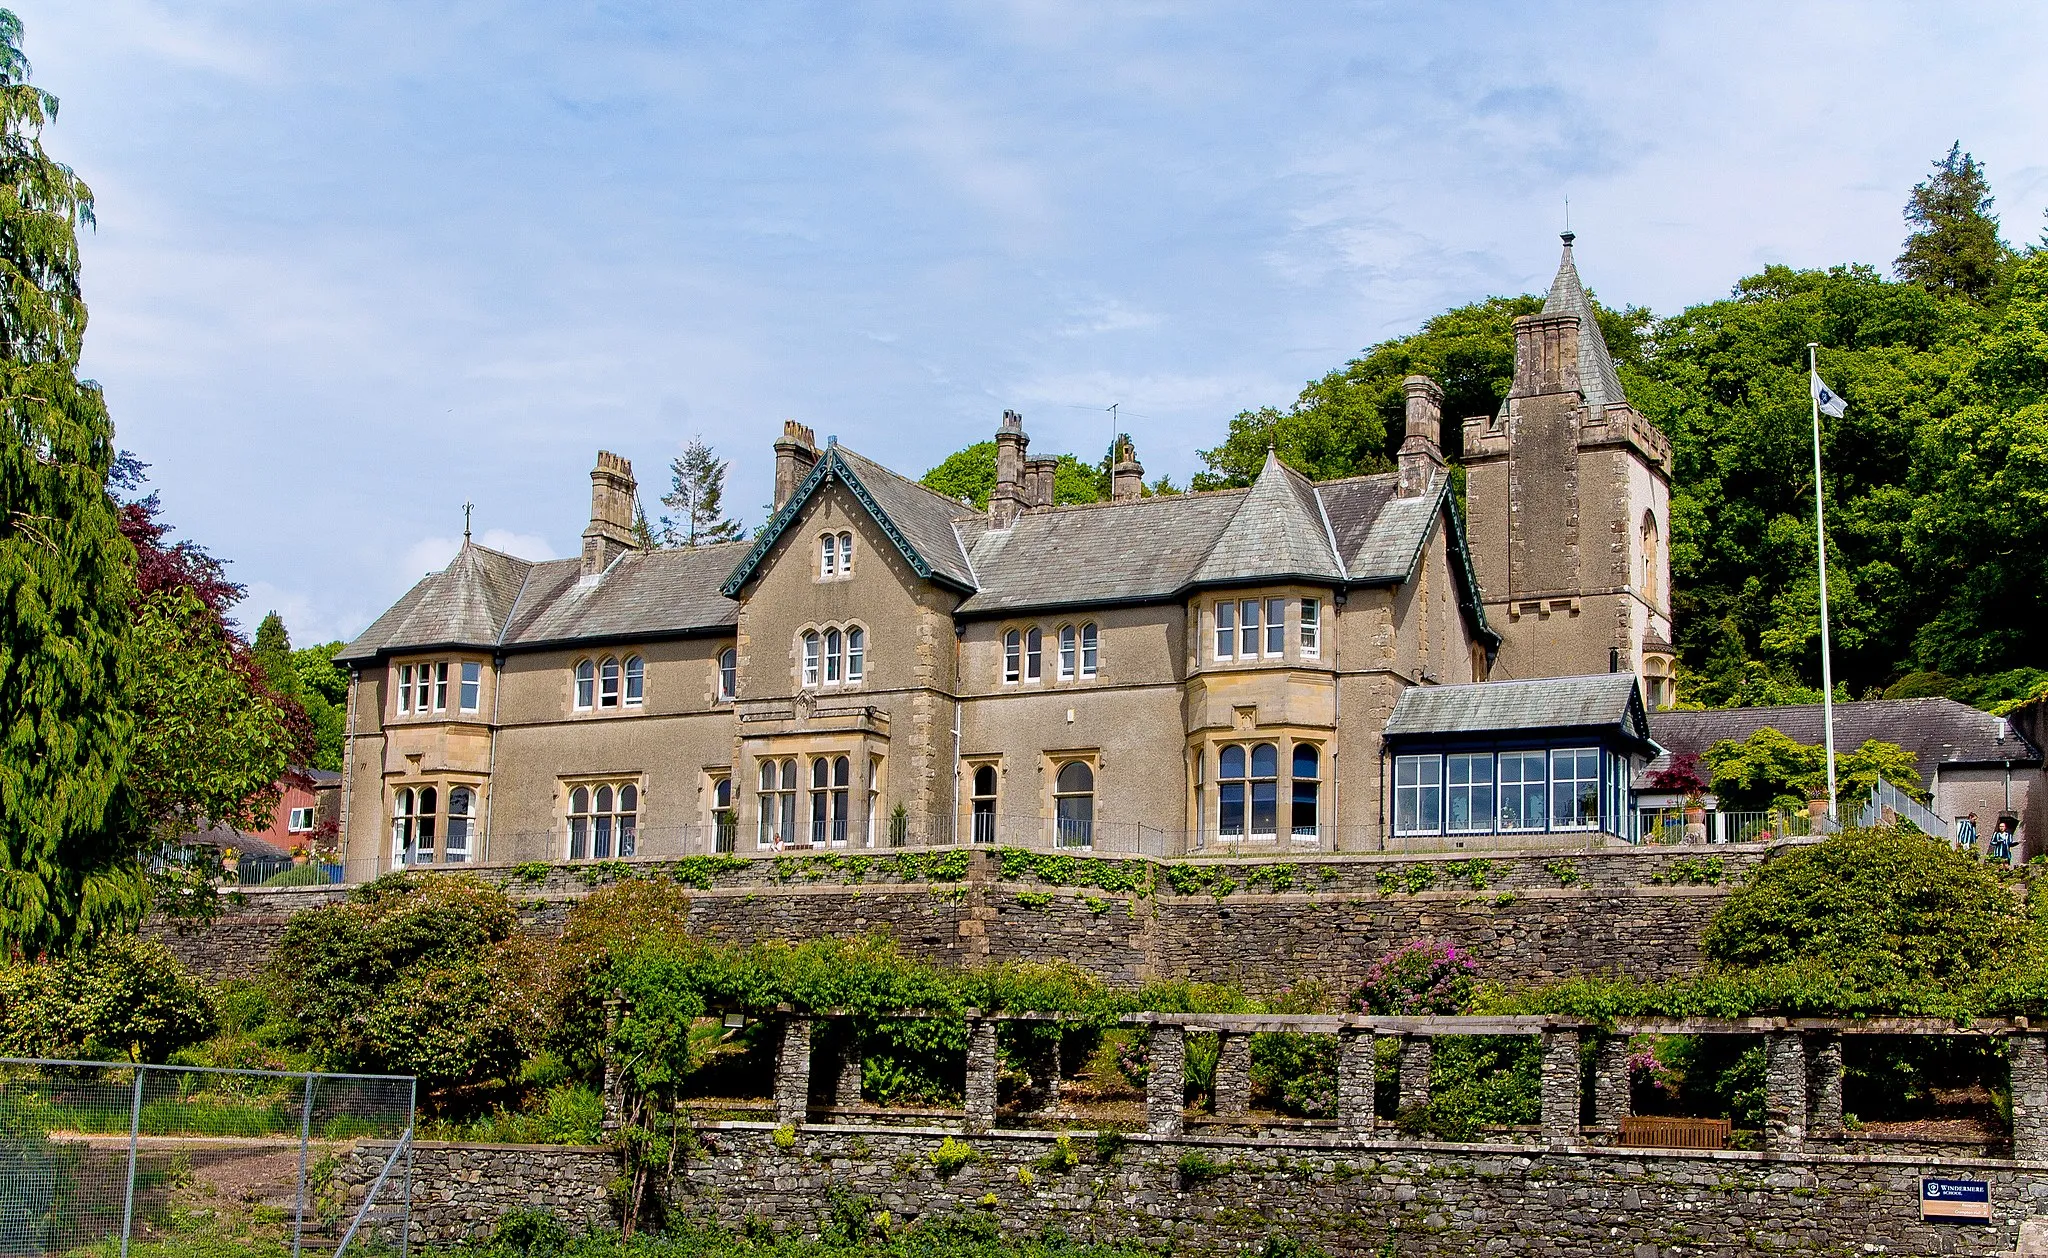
[618,784,639,857]
[801,631,821,687]
[1053,761,1094,848]
[838,531,854,574]
[759,758,797,849]
[1058,625,1077,680]
[810,757,830,845]
[1025,628,1043,682]
[415,786,438,863]
[446,786,474,862]
[1641,511,1659,602]
[718,648,737,701]
[712,775,735,852]
[391,788,415,867]
[569,785,591,859]
[971,765,998,844]
[820,533,838,578]
[599,657,621,708]
[574,659,595,710]
[1003,630,1021,684]
[846,627,864,683]
[1218,745,1247,838]
[824,628,843,684]
[1080,623,1098,678]
[624,655,644,705]
[1249,743,1278,839]
[1290,745,1319,841]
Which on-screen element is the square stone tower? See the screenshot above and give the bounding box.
[1462,234,1677,706]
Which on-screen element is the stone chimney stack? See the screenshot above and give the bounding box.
[1397,376,1446,498]
[581,450,638,578]
[1510,312,1582,400]
[1026,457,1058,509]
[1111,437,1145,503]
[991,410,1028,527]
[772,421,818,512]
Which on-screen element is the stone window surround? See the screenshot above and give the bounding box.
[389,776,486,868]
[559,772,645,860]
[1001,620,1100,686]
[391,655,489,720]
[1041,749,1099,846]
[1205,591,1324,668]
[817,529,855,581]
[795,621,869,691]
[570,652,647,715]
[959,755,1004,843]
[1191,731,1325,844]
[747,736,886,849]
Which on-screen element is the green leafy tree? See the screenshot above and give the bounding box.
[128,590,300,836]
[1703,728,1923,814]
[919,442,1104,508]
[290,639,348,771]
[1895,142,2009,302]
[659,437,742,546]
[1195,294,1648,489]
[0,12,140,953]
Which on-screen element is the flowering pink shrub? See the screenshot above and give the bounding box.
[1348,940,1478,1016]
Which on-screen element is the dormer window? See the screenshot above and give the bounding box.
[819,531,854,580]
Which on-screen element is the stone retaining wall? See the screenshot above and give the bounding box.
[149,844,1777,988]
[360,1125,2048,1255]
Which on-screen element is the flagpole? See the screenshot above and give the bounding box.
[1808,342,1840,822]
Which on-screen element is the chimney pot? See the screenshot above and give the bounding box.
[1111,436,1145,503]
[581,450,639,577]
[991,410,1029,526]
[1397,375,1446,498]
[772,421,819,512]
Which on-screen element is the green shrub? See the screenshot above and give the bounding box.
[1176,1149,1234,1184]
[0,934,216,1061]
[928,1136,977,1177]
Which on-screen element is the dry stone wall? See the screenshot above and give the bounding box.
[356,1125,2048,1255]
[150,843,1785,990]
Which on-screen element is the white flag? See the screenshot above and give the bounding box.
[1810,371,1847,419]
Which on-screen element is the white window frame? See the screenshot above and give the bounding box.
[459,660,482,712]
[567,780,638,860]
[1214,602,1235,660]
[624,655,644,706]
[1238,599,1261,658]
[396,664,414,714]
[718,647,737,701]
[288,806,315,832]
[1446,752,1496,835]
[824,628,843,684]
[802,632,821,687]
[445,786,474,862]
[1550,747,1602,831]
[1079,622,1098,678]
[574,659,595,710]
[1003,630,1021,684]
[1265,598,1286,657]
[1498,750,1549,832]
[598,657,621,708]
[838,531,853,576]
[820,533,838,578]
[1058,625,1076,681]
[1290,743,1320,841]
[1025,628,1043,682]
[1300,598,1321,659]
[1393,753,1443,836]
[846,627,865,683]
[432,662,449,712]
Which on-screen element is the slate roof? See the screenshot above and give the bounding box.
[1646,698,2040,788]
[344,441,1496,660]
[1497,234,1629,419]
[1385,673,1657,752]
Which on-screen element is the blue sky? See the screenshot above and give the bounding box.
[18,1,2048,645]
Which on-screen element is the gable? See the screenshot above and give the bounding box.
[721,447,976,598]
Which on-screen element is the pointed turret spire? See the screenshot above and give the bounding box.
[1538,231,1626,414]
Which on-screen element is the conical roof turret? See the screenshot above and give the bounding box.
[1540,232,1627,414]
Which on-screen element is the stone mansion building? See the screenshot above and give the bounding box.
[335,238,1680,879]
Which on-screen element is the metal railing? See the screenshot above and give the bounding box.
[0,1058,413,1256]
[1858,778,1948,840]
[1636,808,1838,845]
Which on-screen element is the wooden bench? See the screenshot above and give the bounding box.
[1619,1115,1732,1149]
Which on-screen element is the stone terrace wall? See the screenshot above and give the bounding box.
[339,1141,617,1245]
[151,843,1788,989]
[352,1125,2048,1255]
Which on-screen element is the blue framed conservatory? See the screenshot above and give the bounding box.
[1380,674,1660,848]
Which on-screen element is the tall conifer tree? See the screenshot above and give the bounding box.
[660,437,742,546]
[1896,142,2008,302]
[0,10,139,952]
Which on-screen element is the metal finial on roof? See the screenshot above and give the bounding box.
[1560,230,1575,247]
[462,500,474,541]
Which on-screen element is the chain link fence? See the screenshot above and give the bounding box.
[0,1059,414,1257]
